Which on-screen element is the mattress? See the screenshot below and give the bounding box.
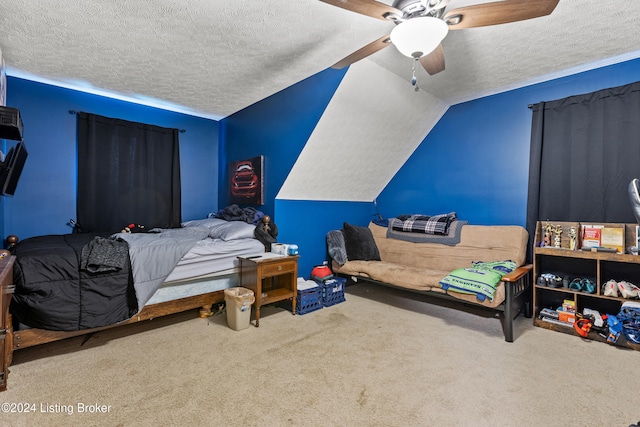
[146,272,239,305]
[164,237,264,282]
[146,236,265,305]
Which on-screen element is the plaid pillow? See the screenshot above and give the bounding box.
[393,212,457,235]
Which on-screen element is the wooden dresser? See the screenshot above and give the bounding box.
[0,253,15,391]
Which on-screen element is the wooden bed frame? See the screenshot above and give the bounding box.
[1,238,235,392]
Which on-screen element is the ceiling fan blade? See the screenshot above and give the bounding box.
[331,34,392,69]
[419,44,445,75]
[444,0,559,30]
[319,0,402,21]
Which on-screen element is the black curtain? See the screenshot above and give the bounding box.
[77,113,181,233]
[526,81,640,258]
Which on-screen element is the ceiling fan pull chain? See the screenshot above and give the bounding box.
[411,58,419,92]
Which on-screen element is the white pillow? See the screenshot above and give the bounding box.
[181,218,227,230]
[209,221,256,241]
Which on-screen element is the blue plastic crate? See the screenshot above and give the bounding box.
[296,282,323,315]
[318,277,346,307]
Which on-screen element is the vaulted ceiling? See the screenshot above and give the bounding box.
[2,0,639,119]
[2,1,640,201]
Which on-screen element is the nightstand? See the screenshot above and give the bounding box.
[238,254,298,327]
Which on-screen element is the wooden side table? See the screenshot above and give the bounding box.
[238,254,298,327]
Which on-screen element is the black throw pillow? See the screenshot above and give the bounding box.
[342,222,381,261]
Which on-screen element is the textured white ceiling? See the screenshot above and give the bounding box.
[278,60,448,201]
[281,0,640,202]
[2,1,640,203]
[0,0,388,119]
[2,1,639,119]
[373,0,640,104]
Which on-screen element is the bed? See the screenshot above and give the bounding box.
[2,217,265,388]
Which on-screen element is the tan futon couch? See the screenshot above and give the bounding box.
[329,222,532,342]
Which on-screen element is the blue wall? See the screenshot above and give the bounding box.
[376,57,640,226]
[220,67,348,219]
[275,200,374,276]
[3,77,219,242]
[220,67,353,274]
[222,57,640,274]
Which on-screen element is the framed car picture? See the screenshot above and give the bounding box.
[228,155,264,205]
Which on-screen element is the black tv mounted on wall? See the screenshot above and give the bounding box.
[0,106,23,141]
[0,140,28,196]
[0,106,28,196]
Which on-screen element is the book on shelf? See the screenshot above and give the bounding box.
[562,300,576,312]
[600,226,624,253]
[538,307,575,326]
[539,315,574,328]
[581,224,603,249]
[539,308,558,319]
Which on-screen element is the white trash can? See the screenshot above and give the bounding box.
[224,287,255,331]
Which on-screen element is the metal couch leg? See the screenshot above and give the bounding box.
[504,282,514,342]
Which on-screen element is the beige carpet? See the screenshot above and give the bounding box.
[2,283,638,427]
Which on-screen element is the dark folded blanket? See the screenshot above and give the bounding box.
[387,219,468,246]
[213,204,263,224]
[12,233,135,331]
[81,236,129,273]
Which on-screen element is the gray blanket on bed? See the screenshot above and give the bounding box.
[115,227,210,312]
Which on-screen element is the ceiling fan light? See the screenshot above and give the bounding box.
[390,17,448,59]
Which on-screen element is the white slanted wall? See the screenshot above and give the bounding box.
[278,59,449,202]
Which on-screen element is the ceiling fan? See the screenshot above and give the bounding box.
[321,0,560,76]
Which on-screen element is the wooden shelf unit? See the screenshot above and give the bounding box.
[532,221,640,350]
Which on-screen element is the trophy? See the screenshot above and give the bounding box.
[552,225,562,248]
[568,226,577,250]
[543,223,552,247]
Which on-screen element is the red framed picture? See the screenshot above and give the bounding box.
[228,155,264,205]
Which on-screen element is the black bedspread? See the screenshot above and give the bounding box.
[11,233,137,331]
